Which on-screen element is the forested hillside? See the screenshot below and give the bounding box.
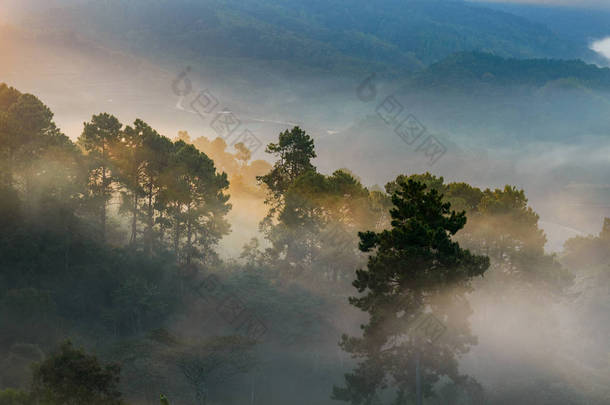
[409,52,610,89]
[21,0,589,75]
[1,83,609,404]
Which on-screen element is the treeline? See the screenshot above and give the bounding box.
[1,84,231,265]
[0,83,273,404]
[27,0,584,75]
[414,51,610,89]
[1,82,609,404]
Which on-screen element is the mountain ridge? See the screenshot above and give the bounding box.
[22,0,591,75]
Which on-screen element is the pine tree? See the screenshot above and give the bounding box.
[333,179,489,404]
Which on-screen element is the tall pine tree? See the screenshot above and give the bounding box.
[334,179,489,404]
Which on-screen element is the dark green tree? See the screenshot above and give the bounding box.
[0,87,80,211]
[333,179,489,404]
[140,129,174,256]
[78,113,123,241]
[114,119,173,249]
[257,126,316,218]
[256,129,390,284]
[0,388,32,405]
[256,128,385,279]
[161,140,230,264]
[458,185,573,297]
[115,119,147,245]
[172,336,256,405]
[32,341,123,405]
[256,127,318,267]
[387,174,573,295]
[0,91,54,189]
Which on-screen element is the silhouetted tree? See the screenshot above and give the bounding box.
[160,141,230,264]
[78,113,122,241]
[334,179,489,404]
[32,341,123,405]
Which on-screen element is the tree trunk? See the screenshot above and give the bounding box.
[146,182,153,256]
[186,203,192,264]
[130,192,138,245]
[173,207,181,261]
[101,165,107,242]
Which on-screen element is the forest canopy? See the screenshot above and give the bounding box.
[0,83,608,404]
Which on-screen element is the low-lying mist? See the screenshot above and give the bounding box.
[1,2,610,404]
[3,23,609,254]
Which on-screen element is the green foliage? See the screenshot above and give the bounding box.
[218,265,331,346]
[563,218,610,269]
[161,140,230,264]
[0,85,82,211]
[386,173,574,294]
[412,52,610,90]
[258,126,317,204]
[78,113,122,241]
[32,341,123,405]
[1,82,605,404]
[74,114,232,262]
[257,126,318,265]
[257,129,390,288]
[334,179,489,404]
[172,336,256,405]
[0,204,180,339]
[0,389,32,405]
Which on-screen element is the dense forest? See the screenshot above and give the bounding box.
[20,0,591,76]
[409,52,610,90]
[0,82,609,405]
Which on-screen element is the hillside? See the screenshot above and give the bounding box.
[409,51,610,90]
[480,1,610,64]
[23,0,588,75]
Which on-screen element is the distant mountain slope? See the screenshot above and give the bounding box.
[24,0,587,75]
[479,2,610,61]
[409,51,610,89]
[314,51,610,176]
[390,52,610,144]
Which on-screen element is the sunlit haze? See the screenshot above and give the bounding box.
[1,1,609,404]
